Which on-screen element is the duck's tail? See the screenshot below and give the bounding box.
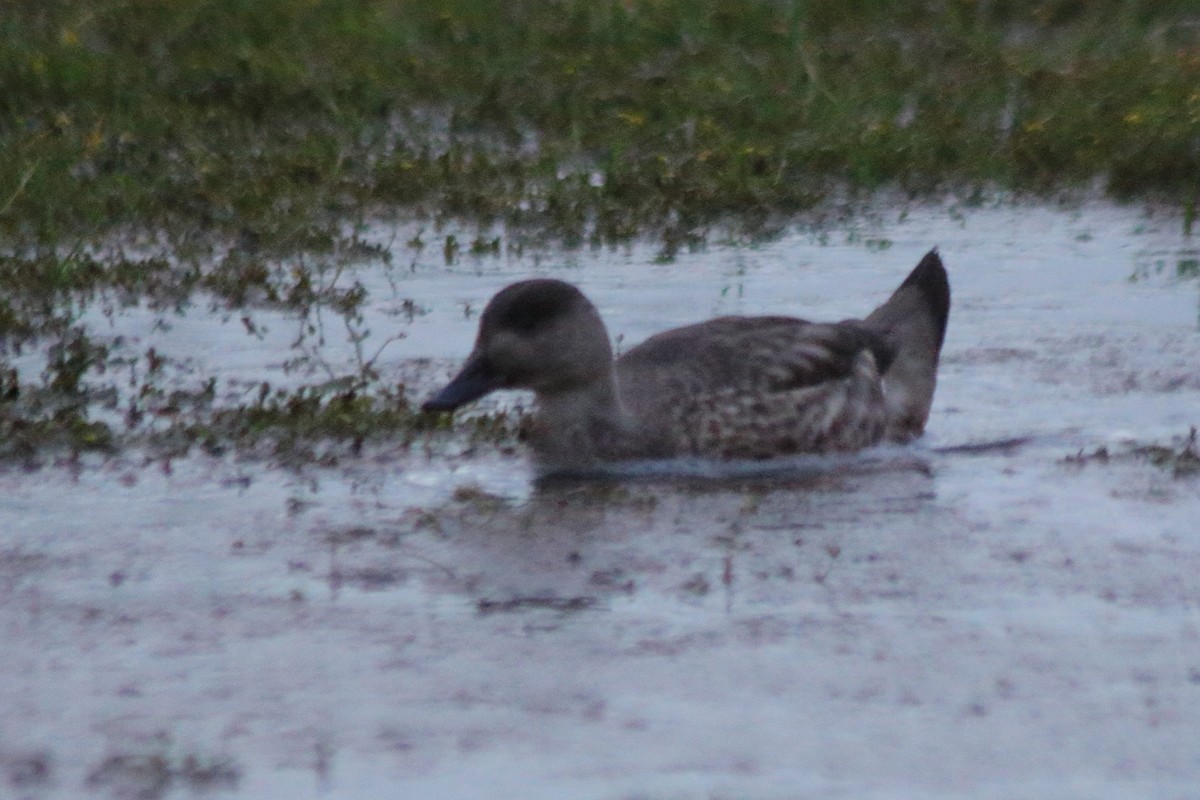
[864,249,950,442]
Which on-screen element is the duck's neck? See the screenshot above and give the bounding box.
[530,369,634,467]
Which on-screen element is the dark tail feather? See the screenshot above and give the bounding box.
[864,249,951,442]
[897,249,950,354]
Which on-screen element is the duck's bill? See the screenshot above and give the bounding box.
[421,356,503,413]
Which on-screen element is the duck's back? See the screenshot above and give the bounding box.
[613,316,892,458]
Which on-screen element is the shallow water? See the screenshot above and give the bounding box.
[3,201,1200,799]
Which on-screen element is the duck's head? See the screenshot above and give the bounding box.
[422,279,614,413]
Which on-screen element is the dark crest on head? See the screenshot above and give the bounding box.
[484,279,584,335]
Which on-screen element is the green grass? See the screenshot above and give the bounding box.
[3,0,1199,250]
[2,0,1199,460]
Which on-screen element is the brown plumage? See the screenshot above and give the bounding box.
[424,250,950,471]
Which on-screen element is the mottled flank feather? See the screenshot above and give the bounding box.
[423,250,950,470]
[675,349,887,458]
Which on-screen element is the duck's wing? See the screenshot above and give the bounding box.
[616,317,891,457]
[618,316,893,392]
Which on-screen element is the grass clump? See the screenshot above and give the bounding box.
[141,383,529,466]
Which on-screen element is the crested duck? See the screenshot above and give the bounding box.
[424,250,950,470]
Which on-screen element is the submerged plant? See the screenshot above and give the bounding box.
[1064,428,1200,478]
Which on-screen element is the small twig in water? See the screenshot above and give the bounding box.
[476,596,597,614]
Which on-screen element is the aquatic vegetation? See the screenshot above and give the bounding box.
[1064,428,1200,479]
[87,752,240,797]
[133,383,529,465]
[1136,427,1200,478]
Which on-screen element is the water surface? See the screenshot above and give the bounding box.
[2,201,1199,799]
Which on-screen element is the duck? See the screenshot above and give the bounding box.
[423,249,950,471]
